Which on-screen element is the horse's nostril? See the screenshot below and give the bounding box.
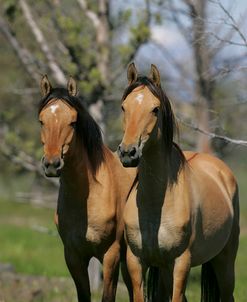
[42,157,62,170]
[53,158,61,169]
[118,145,124,157]
[42,157,50,168]
[129,147,137,157]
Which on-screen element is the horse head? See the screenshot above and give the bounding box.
[118,63,175,167]
[39,76,78,177]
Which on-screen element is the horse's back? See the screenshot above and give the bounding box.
[184,151,237,202]
[183,151,238,265]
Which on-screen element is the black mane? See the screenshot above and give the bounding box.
[38,88,104,174]
[122,76,186,184]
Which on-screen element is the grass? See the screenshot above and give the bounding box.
[0,198,130,301]
[1,198,247,301]
[185,232,247,301]
[0,199,68,277]
[0,153,246,300]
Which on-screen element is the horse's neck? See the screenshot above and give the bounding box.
[60,139,96,203]
[139,139,168,183]
[138,139,181,207]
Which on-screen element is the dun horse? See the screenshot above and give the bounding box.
[118,63,239,302]
[38,76,136,302]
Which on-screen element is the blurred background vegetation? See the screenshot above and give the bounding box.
[0,0,246,301]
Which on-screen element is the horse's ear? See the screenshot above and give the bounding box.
[149,64,161,86]
[40,75,52,97]
[127,63,138,85]
[67,76,77,96]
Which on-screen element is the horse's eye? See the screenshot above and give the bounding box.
[152,107,159,115]
[39,120,44,126]
[70,122,76,129]
[121,105,125,112]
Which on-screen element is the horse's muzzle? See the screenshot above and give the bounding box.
[117,144,140,167]
[41,156,64,177]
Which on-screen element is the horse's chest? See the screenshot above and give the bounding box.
[58,204,115,249]
[85,215,115,244]
[124,196,189,264]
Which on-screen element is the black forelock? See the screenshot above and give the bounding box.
[39,88,79,114]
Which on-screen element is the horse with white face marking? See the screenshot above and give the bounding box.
[117,63,239,302]
[38,75,137,302]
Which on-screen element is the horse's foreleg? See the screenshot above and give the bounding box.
[126,246,146,302]
[102,241,121,302]
[64,248,90,302]
[121,260,133,302]
[54,211,58,226]
[172,250,191,302]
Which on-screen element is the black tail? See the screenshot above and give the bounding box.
[201,262,220,302]
[147,266,159,302]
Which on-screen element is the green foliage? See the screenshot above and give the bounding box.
[130,19,150,45]
[117,45,135,62]
[112,8,132,28]
[80,68,102,96]
[121,9,132,22]
[3,0,18,21]
[154,12,162,24]
[116,12,150,66]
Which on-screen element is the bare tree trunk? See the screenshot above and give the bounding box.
[186,0,213,153]
[93,0,110,135]
[77,0,111,136]
[96,0,110,82]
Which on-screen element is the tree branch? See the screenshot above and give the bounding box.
[111,0,152,83]
[167,0,192,44]
[0,127,58,187]
[77,0,100,28]
[214,0,247,47]
[0,16,40,84]
[151,41,195,93]
[19,0,67,85]
[178,117,247,147]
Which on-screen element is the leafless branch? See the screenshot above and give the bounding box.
[19,0,67,85]
[0,17,40,84]
[0,131,59,187]
[210,32,247,48]
[151,41,195,93]
[167,0,192,44]
[212,65,247,81]
[207,1,247,59]
[178,117,247,147]
[213,0,247,47]
[6,87,38,95]
[77,0,100,28]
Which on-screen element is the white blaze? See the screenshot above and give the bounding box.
[50,104,59,114]
[135,93,144,104]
